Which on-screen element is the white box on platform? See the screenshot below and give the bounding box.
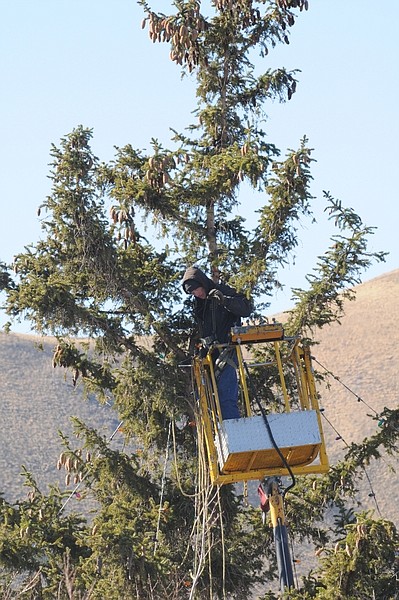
[215,411,322,473]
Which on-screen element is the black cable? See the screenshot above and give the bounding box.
[320,412,382,517]
[314,356,399,435]
[313,356,398,516]
[289,529,299,589]
[312,356,378,415]
[243,361,296,497]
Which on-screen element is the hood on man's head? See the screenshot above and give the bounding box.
[183,279,202,294]
[182,266,212,293]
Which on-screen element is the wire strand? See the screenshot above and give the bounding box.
[320,413,382,517]
[313,356,379,415]
[154,421,172,556]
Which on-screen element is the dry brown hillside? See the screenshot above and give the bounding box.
[0,333,121,502]
[310,269,399,526]
[1,270,398,526]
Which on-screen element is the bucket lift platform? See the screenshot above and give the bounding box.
[192,322,329,486]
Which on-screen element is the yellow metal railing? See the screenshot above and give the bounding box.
[192,323,330,485]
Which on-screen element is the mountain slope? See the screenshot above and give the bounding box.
[309,269,399,525]
[0,333,120,502]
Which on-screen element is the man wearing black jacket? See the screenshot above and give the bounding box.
[182,266,252,419]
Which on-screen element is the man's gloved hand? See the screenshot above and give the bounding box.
[208,288,225,305]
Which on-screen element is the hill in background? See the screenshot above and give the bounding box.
[310,268,399,526]
[1,269,398,525]
[0,332,121,503]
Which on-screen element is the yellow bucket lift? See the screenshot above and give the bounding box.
[192,322,329,486]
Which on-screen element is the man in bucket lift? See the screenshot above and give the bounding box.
[182,266,252,420]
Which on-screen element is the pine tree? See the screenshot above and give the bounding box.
[1,1,396,598]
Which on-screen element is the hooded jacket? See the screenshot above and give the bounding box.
[182,266,252,344]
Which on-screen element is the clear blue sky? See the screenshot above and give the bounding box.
[1,1,398,331]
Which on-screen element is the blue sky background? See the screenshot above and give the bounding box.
[1,1,398,332]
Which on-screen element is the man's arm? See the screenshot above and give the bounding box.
[223,293,252,317]
[210,285,252,317]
